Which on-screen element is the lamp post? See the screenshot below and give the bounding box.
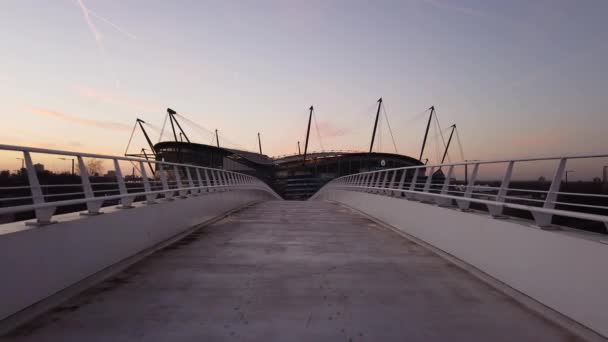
[16,157,24,169]
[565,170,575,184]
[58,157,75,175]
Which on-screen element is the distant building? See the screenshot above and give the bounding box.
[104,170,117,178]
[33,163,45,173]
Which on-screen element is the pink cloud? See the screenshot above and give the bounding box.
[75,86,159,112]
[31,108,131,132]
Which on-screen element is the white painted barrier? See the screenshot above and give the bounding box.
[0,189,273,323]
[315,189,608,339]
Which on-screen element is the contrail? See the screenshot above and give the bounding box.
[75,0,104,52]
[72,0,123,87]
[88,8,137,40]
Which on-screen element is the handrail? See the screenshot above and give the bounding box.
[312,155,608,233]
[0,144,280,225]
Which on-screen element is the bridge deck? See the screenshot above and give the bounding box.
[7,201,576,341]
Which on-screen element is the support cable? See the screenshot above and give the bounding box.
[455,126,465,161]
[381,103,398,153]
[433,110,450,163]
[158,112,169,143]
[312,110,325,151]
[433,120,441,165]
[124,121,138,155]
[377,110,383,153]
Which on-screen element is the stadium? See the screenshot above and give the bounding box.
[126,102,454,199]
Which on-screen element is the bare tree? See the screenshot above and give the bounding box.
[85,158,104,176]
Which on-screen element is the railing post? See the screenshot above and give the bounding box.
[356,174,364,189]
[216,170,225,189]
[23,151,56,225]
[113,159,134,208]
[388,170,397,196]
[422,167,435,192]
[194,168,204,191]
[374,171,383,192]
[437,165,455,207]
[397,169,407,197]
[379,171,388,189]
[139,161,157,204]
[158,163,173,200]
[203,169,211,191]
[77,156,103,215]
[174,166,188,198]
[221,171,229,188]
[532,158,568,227]
[420,166,436,203]
[185,167,197,195]
[354,174,362,188]
[366,172,375,191]
[456,163,479,211]
[488,161,514,218]
[406,168,419,200]
[224,172,231,187]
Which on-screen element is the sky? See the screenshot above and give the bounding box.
[1,0,607,178]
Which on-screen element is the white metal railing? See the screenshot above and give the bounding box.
[313,154,608,233]
[0,144,279,226]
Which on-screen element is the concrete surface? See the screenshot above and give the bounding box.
[315,189,608,339]
[4,201,579,341]
[0,189,273,323]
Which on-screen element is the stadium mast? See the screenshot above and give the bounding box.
[303,106,313,164]
[258,132,263,155]
[369,98,383,153]
[167,108,191,143]
[136,119,156,156]
[419,106,435,161]
[441,124,456,164]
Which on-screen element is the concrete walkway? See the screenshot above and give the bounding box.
[6,201,577,341]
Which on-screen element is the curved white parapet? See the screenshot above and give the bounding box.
[0,189,275,324]
[314,189,608,339]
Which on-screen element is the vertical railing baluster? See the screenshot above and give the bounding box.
[114,159,134,208]
[209,169,217,190]
[185,167,197,195]
[422,167,435,192]
[23,151,56,224]
[531,158,568,227]
[139,161,157,204]
[437,165,455,207]
[389,170,397,189]
[440,165,454,195]
[408,168,419,193]
[420,166,435,202]
[456,163,479,211]
[397,168,407,193]
[174,166,187,198]
[158,163,173,200]
[375,171,383,189]
[367,172,375,189]
[488,161,514,217]
[77,156,103,214]
[194,168,203,190]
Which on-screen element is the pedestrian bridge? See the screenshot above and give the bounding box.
[0,145,607,341]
